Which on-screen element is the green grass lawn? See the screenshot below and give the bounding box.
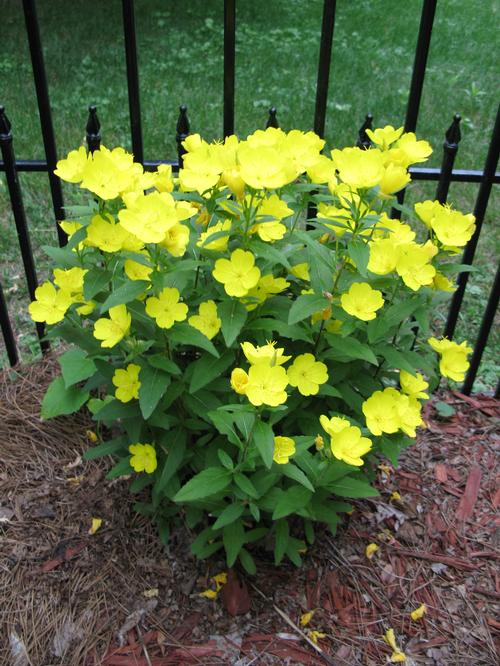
[0,0,498,390]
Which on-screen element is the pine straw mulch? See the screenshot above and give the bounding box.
[0,357,499,666]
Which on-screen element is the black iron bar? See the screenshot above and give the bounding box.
[392,0,437,218]
[22,0,66,246]
[175,105,190,168]
[223,0,236,137]
[0,107,48,355]
[266,107,279,129]
[356,113,373,149]
[445,103,500,340]
[86,105,101,153]
[122,0,144,163]
[436,114,461,203]
[0,281,19,367]
[313,0,336,138]
[461,261,500,395]
[495,377,500,400]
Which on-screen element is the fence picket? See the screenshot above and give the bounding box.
[435,114,461,204]
[122,0,144,163]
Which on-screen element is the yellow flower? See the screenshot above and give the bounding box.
[80,146,140,199]
[213,249,261,297]
[395,131,432,165]
[432,271,455,292]
[129,443,157,474]
[362,388,404,436]
[250,220,287,242]
[374,213,415,244]
[414,199,444,228]
[188,300,221,340]
[395,240,437,291]
[230,368,249,395]
[197,219,232,252]
[306,154,337,184]
[340,282,384,321]
[400,370,429,399]
[428,337,472,382]
[273,436,296,464]
[383,628,406,663]
[430,208,476,247]
[319,415,372,466]
[28,282,72,325]
[244,274,289,311]
[245,364,288,406]
[93,304,131,348]
[86,213,126,253]
[199,571,228,598]
[145,287,188,329]
[365,125,404,150]
[237,143,298,189]
[365,543,379,559]
[76,300,96,316]
[290,263,310,281]
[368,239,399,275]
[287,353,328,396]
[112,363,141,403]
[54,146,89,183]
[331,146,385,189]
[119,191,178,243]
[379,163,411,196]
[282,129,325,171]
[314,434,324,450]
[300,610,315,626]
[124,252,153,281]
[152,163,174,193]
[410,603,427,621]
[256,193,294,221]
[159,223,190,257]
[241,341,291,366]
[53,267,86,295]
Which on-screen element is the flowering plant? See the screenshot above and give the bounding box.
[31,126,473,571]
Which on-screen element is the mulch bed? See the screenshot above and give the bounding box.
[0,357,499,665]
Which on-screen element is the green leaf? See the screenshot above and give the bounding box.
[189,351,234,393]
[139,364,171,419]
[183,390,222,421]
[252,420,275,469]
[49,320,101,355]
[239,548,257,575]
[233,412,255,441]
[105,457,133,480]
[218,299,248,347]
[234,473,259,499]
[155,432,186,495]
[323,334,378,365]
[213,503,244,529]
[367,296,422,343]
[100,280,149,312]
[207,410,242,446]
[274,519,289,564]
[168,323,219,357]
[435,400,456,418]
[93,399,141,422]
[374,344,419,374]
[83,268,112,300]
[329,476,379,498]
[223,520,245,567]
[173,467,231,502]
[217,449,234,469]
[348,239,370,276]
[288,293,329,325]
[148,354,181,375]
[272,486,313,520]
[280,463,315,492]
[42,244,80,268]
[58,349,97,388]
[41,376,89,419]
[83,436,127,460]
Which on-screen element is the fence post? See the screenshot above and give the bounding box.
[313,0,336,139]
[223,0,236,138]
[435,113,461,203]
[122,0,144,163]
[0,281,19,366]
[22,0,66,246]
[266,107,279,129]
[356,113,373,149]
[0,106,49,355]
[176,105,190,169]
[86,105,101,153]
[445,103,500,340]
[461,261,500,395]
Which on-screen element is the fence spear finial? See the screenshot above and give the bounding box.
[176,105,190,168]
[86,105,101,153]
[356,113,373,149]
[445,113,461,149]
[0,106,12,139]
[266,107,279,129]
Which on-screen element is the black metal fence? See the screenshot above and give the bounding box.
[0,0,499,396]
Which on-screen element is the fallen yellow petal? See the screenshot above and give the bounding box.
[390,491,401,502]
[300,610,315,627]
[213,572,228,590]
[390,651,407,663]
[67,475,84,486]
[378,463,392,476]
[365,543,379,559]
[86,430,98,443]
[199,589,218,599]
[410,603,427,620]
[88,517,103,535]
[143,588,159,598]
[308,630,326,645]
[383,628,398,652]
